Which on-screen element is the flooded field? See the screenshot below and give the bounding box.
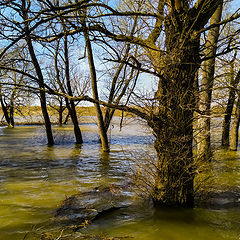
[0,119,239,240]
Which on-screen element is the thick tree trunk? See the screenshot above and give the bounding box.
[197,2,223,160]
[230,97,240,151]
[83,25,109,152]
[222,69,240,147]
[152,106,195,207]
[151,71,196,207]
[142,0,221,207]
[148,20,200,207]
[64,34,83,144]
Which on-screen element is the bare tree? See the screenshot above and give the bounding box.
[21,0,54,145]
[0,0,239,207]
[196,1,223,160]
[82,13,110,152]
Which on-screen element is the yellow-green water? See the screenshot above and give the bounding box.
[0,123,239,239]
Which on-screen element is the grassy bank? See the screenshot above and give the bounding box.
[0,106,135,126]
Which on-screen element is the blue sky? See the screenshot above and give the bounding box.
[232,0,240,8]
[1,0,240,106]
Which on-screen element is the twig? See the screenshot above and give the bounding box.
[55,229,64,240]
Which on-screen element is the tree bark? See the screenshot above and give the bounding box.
[144,0,222,207]
[197,1,223,160]
[149,40,199,208]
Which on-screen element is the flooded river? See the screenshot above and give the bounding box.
[0,120,239,239]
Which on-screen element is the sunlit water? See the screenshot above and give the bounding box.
[0,119,239,240]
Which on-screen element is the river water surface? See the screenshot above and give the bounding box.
[0,120,239,240]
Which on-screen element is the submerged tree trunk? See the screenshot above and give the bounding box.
[197,2,223,160]
[140,0,222,207]
[230,97,240,151]
[222,69,240,147]
[83,21,109,152]
[52,33,82,143]
[146,12,203,207]
[26,39,54,145]
[64,34,83,144]
[65,98,83,144]
[150,51,198,207]
[22,1,54,145]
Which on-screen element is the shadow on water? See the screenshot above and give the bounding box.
[0,124,240,239]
